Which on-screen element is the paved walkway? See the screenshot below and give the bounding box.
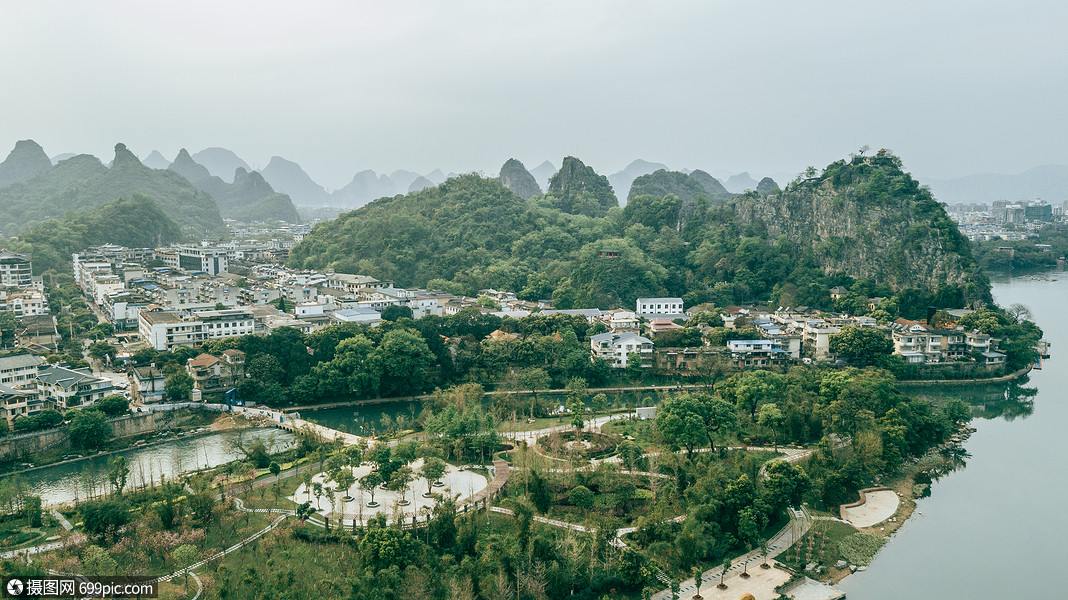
[50,509,73,532]
[841,490,900,528]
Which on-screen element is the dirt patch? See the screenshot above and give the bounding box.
[209,414,254,431]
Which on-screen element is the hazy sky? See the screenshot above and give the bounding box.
[2,0,1065,189]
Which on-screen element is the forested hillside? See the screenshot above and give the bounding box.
[5,195,182,274]
[0,142,224,237]
[291,151,990,317]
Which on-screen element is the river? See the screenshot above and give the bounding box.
[8,428,294,507]
[840,274,1068,599]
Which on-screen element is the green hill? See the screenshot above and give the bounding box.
[627,169,722,205]
[688,169,732,200]
[291,151,989,316]
[0,140,53,188]
[545,156,617,216]
[9,195,182,274]
[0,143,224,238]
[497,158,542,199]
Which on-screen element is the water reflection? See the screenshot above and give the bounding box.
[4,428,294,506]
[902,377,1037,422]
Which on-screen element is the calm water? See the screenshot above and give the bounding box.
[840,275,1068,599]
[300,401,421,436]
[8,428,294,506]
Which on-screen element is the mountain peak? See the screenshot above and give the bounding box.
[191,147,251,183]
[547,156,617,216]
[0,139,53,188]
[142,150,170,169]
[111,143,144,170]
[497,158,542,199]
[261,156,328,205]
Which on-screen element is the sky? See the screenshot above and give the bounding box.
[2,0,1066,189]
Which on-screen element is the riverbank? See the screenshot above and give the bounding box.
[0,409,243,477]
[897,365,1033,387]
[815,421,976,587]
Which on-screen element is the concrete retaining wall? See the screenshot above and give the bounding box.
[0,412,161,462]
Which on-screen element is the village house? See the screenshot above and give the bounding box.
[129,364,167,403]
[36,364,113,410]
[727,339,790,368]
[590,331,653,368]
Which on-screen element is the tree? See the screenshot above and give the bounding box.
[718,558,731,588]
[829,326,893,366]
[107,456,130,496]
[390,465,415,506]
[657,393,739,456]
[24,495,42,528]
[82,545,118,575]
[1006,303,1033,322]
[757,403,785,450]
[420,457,447,497]
[69,410,111,449]
[361,471,384,506]
[626,352,645,379]
[569,485,594,508]
[164,366,194,402]
[88,341,117,363]
[172,544,199,589]
[80,499,130,538]
[96,394,129,417]
[269,461,281,482]
[374,329,434,396]
[381,305,414,321]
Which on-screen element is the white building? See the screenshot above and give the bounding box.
[0,287,47,318]
[176,246,228,275]
[636,297,684,319]
[0,354,46,387]
[0,251,32,286]
[36,364,113,410]
[802,320,841,360]
[138,308,254,351]
[590,331,653,368]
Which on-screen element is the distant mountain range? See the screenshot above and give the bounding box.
[919,165,1068,205]
[0,142,225,238]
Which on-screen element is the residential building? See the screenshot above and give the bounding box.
[332,308,383,326]
[138,309,254,351]
[325,273,390,294]
[636,297,684,318]
[605,309,639,332]
[0,384,43,428]
[130,365,167,403]
[590,331,653,368]
[187,354,223,392]
[0,354,46,386]
[0,287,47,318]
[36,364,113,410]
[727,340,790,367]
[0,251,32,286]
[802,320,841,360]
[139,310,205,351]
[653,346,720,373]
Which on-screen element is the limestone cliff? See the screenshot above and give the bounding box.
[729,151,988,302]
